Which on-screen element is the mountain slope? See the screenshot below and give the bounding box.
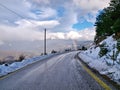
[79,35,120,84]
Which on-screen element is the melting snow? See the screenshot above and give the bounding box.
[0,54,56,77]
[79,35,120,84]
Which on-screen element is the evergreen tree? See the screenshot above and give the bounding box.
[112,18,120,33]
[95,0,120,44]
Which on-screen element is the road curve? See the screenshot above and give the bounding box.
[0,52,104,90]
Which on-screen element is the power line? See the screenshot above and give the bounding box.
[0,3,47,54]
[0,3,33,24]
[0,3,24,19]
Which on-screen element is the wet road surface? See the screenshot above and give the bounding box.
[0,52,105,90]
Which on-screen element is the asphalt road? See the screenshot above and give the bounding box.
[0,52,105,90]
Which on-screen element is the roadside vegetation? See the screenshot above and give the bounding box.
[79,0,120,84]
[0,54,26,65]
[95,0,120,44]
[94,0,120,62]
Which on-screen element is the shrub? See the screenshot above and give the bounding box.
[18,55,25,62]
[99,48,108,57]
[117,39,120,51]
[51,50,57,54]
[41,53,43,56]
[5,63,9,66]
[81,46,87,50]
[108,50,118,65]
[99,42,109,57]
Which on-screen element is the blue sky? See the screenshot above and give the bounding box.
[57,7,65,17]
[72,21,94,30]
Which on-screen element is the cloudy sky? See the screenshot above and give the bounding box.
[0,0,110,56]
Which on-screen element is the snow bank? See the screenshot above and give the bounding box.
[0,54,56,77]
[79,35,120,84]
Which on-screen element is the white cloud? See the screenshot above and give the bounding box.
[0,25,42,41]
[0,41,4,45]
[37,7,57,19]
[0,19,60,42]
[72,0,110,23]
[15,19,60,29]
[0,21,95,42]
[47,32,65,39]
[0,0,108,43]
[73,0,110,11]
[0,0,35,22]
[66,31,82,39]
[78,28,96,40]
[0,0,110,29]
[30,0,50,5]
[47,28,95,40]
[51,2,78,32]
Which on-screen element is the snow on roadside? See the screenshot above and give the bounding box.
[79,35,120,84]
[0,53,56,77]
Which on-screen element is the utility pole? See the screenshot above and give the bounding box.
[44,28,47,55]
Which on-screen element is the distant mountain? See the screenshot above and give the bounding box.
[0,50,36,61]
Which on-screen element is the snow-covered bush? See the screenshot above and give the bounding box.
[117,39,120,51]
[99,47,108,57]
[79,35,120,84]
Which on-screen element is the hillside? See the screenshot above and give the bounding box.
[79,35,120,84]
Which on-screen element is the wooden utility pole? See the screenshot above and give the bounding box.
[44,28,47,55]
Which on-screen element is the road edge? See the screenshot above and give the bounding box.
[76,52,120,90]
[0,52,67,80]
